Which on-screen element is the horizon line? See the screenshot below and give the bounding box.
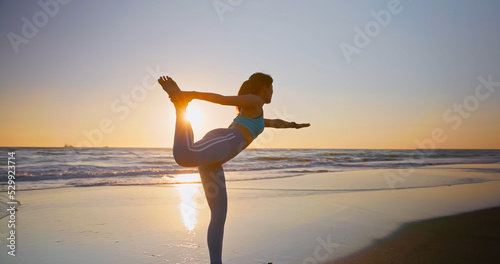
[1,146,499,151]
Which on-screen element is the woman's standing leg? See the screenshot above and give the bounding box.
[198,164,227,264]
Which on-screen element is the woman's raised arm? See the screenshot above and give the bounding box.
[182,91,263,108]
[159,76,263,108]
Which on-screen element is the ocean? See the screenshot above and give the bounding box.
[1,147,499,191]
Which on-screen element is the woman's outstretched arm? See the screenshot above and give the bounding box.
[264,118,310,129]
[159,76,263,108]
[181,91,263,108]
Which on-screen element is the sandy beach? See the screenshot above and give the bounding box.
[1,163,500,263]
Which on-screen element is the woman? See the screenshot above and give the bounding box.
[158,72,310,264]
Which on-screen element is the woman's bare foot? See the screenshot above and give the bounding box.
[158,76,181,98]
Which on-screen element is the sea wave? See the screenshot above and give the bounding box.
[1,148,499,191]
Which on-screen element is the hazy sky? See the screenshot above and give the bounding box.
[1,0,499,149]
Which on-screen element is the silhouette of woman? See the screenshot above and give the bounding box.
[158,73,310,264]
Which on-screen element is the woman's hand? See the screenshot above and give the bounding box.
[170,91,196,105]
[291,122,311,129]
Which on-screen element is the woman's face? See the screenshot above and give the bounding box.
[264,84,273,103]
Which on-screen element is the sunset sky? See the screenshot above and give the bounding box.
[1,0,499,149]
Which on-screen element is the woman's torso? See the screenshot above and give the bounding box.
[228,107,264,148]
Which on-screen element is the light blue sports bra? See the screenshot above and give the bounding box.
[229,114,265,139]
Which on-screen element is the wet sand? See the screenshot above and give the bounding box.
[334,206,500,264]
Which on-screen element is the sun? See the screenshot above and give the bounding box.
[185,104,203,128]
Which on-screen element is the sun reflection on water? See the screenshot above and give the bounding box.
[171,173,201,184]
[175,174,201,232]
